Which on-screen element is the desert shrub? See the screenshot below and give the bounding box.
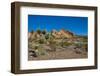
[82,38,87,42]
[38,39,44,44]
[45,33,54,40]
[82,43,88,52]
[34,46,38,50]
[31,30,34,34]
[61,42,73,47]
[42,30,46,35]
[73,42,83,48]
[49,39,57,46]
[64,42,73,46]
[37,46,47,56]
[45,34,49,40]
[37,29,41,34]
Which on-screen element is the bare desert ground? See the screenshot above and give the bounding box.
[28,46,87,60]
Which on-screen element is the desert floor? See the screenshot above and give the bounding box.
[28,47,87,61]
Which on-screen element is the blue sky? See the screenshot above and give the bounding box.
[28,15,88,36]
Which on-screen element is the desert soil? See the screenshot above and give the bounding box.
[28,47,87,61]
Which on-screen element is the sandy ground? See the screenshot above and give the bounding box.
[28,48,87,61]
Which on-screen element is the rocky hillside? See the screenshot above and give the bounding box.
[28,29,88,60]
[28,29,74,39]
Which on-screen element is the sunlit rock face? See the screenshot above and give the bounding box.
[59,29,74,38]
[51,29,74,39]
